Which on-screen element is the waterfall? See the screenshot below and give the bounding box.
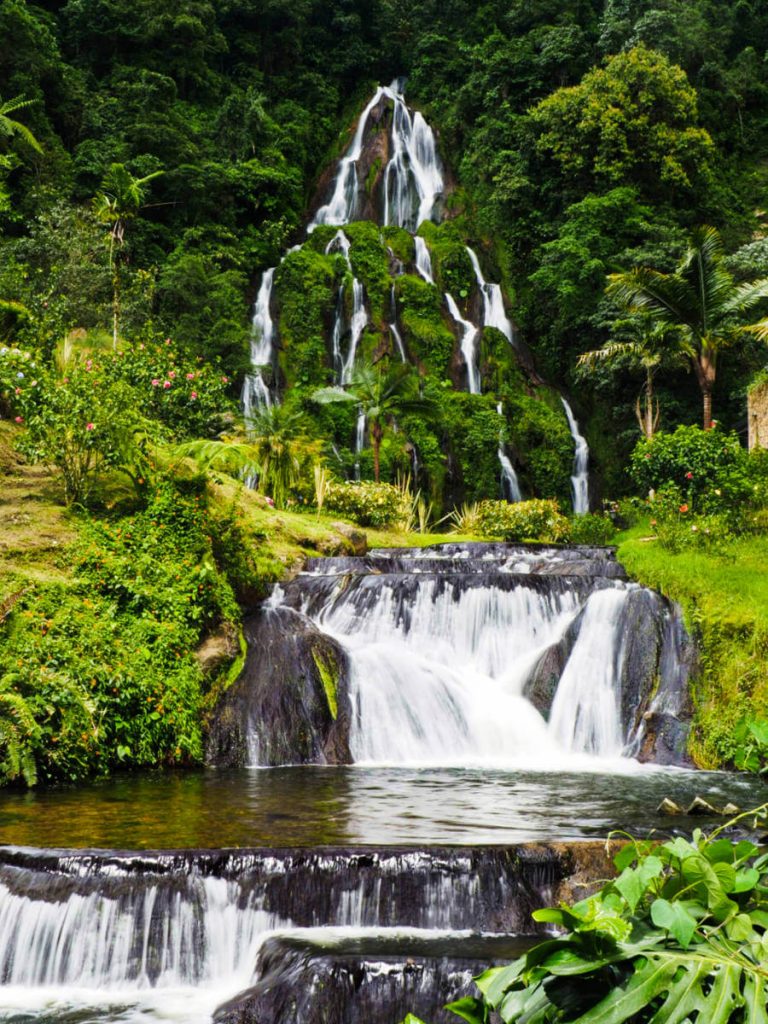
[467,247,516,347]
[278,543,664,768]
[549,589,628,756]
[326,230,368,385]
[390,286,406,361]
[497,402,521,502]
[561,397,589,514]
[354,407,366,481]
[445,294,480,394]
[242,267,275,418]
[414,236,434,284]
[310,87,386,229]
[383,80,444,231]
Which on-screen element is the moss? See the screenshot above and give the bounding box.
[617,527,768,768]
[382,225,415,264]
[365,157,382,196]
[396,274,455,376]
[274,247,337,388]
[312,643,340,719]
[345,220,390,321]
[504,386,573,506]
[418,220,475,305]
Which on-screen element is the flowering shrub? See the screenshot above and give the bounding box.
[0,344,38,418]
[325,480,410,527]
[104,340,233,439]
[631,426,746,504]
[476,499,570,542]
[569,512,616,546]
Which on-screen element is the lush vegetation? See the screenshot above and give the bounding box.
[404,811,768,1024]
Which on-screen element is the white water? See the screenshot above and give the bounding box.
[496,402,522,502]
[310,87,386,229]
[242,267,275,418]
[354,407,366,481]
[414,236,434,283]
[561,397,589,514]
[467,247,516,347]
[445,293,480,394]
[301,571,640,767]
[383,80,443,231]
[326,230,368,384]
[549,589,628,756]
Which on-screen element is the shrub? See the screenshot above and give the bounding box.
[630,425,745,504]
[325,480,410,527]
[569,512,615,545]
[477,499,570,542]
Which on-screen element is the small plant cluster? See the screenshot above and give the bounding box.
[733,718,768,774]
[476,499,571,543]
[405,810,768,1024]
[324,479,411,528]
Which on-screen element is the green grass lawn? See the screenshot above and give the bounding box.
[617,522,768,768]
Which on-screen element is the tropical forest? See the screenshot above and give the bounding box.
[0,1,767,1022]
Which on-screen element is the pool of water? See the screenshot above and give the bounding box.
[0,765,764,849]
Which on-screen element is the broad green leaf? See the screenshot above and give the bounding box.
[725,913,754,941]
[647,960,709,1024]
[444,996,487,1024]
[498,982,550,1024]
[733,868,760,892]
[744,975,768,1024]
[705,840,737,865]
[712,862,737,893]
[578,957,679,1024]
[651,899,697,948]
[543,947,612,976]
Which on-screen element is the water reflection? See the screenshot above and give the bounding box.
[0,766,764,850]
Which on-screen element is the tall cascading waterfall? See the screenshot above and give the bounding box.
[467,248,516,348]
[325,230,369,385]
[414,236,434,283]
[383,81,444,231]
[242,267,276,417]
[497,402,522,502]
[561,397,590,514]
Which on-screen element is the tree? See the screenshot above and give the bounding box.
[578,314,683,439]
[93,163,163,347]
[313,364,433,483]
[607,227,768,429]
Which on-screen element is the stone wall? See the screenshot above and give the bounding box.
[748,379,768,449]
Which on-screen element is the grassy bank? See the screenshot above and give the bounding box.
[617,523,768,768]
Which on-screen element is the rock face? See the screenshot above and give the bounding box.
[205,605,352,767]
[214,933,534,1024]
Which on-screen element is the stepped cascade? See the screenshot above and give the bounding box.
[241,79,587,506]
[208,542,693,772]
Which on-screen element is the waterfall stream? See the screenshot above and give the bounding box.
[497,402,522,502]
[242,267,276,417]
[561,397,590,514]
[445,293,480,394]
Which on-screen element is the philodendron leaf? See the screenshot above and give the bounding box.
[444,996,488,1024]
[733,868,761,892]
[650,899,698,948]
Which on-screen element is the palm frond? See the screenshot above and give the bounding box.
[578,342,642,367]
[311,386,357,405]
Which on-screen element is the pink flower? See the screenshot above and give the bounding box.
[163,380,171,389]
[14,416,23,423]
[86,422,95,431]
[169,371,176,379]
[186,372,195,380]
[265,497,275,507]
[14,387,20,395]
[644,453,651,459]
[139,344,145,350]
[165,339,171,346]
[190,391,198,400]
[685,471,693,480]
[221,376,228,383]
[151,378,160,387]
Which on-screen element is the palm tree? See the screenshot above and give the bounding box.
[93,163,163,347]
[0,94,42,154]
[578,315,683,439]
[313,364,433,483]
[607,226,768,429]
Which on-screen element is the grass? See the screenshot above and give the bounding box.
[617,521,768,768]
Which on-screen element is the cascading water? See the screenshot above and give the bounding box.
[390,285,407,361]
[325,230,369,384]
[496,402,522,502]
[445,293,480,394]
[354,407,366,481]
[270,543,688,768]
[242,267,276,418]
[467,248,516,347]
[561,397,590,514]
[414,236,434,284]
[383,81,444,231]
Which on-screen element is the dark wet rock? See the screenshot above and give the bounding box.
[195,624,240,678]
[205,606,352,768]
[214,933,536,1024]
[524,611,584,719]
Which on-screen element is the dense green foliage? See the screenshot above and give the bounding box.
[412,815,768,1024]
